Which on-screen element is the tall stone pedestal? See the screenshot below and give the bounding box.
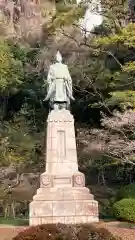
[29,110,99,225]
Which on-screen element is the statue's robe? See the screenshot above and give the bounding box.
[46,62,73,104]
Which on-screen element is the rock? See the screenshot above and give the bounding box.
[0,0,56,41]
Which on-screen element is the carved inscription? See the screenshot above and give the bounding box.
[57,130,66,157]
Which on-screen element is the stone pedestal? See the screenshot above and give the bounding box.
[29,110,99,225]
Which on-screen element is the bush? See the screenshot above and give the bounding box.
[76,224,119,240]
[99,198,115,219]
[116,184,135,200]
[13,223,120,240]
[113,198,135,222]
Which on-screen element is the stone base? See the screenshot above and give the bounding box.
[29,172,99,225]
[30,215,99,225]
[29,111,99,225]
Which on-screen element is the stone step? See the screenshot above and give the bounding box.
[30,199,98,219]
[30,215,99,225]
[35,187,93,200]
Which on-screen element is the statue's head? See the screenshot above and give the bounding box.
[55,51,62,63]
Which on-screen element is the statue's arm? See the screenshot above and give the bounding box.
[43,66,53,89]
[65,65,72,82]
[47,66,54,85]
[65,65,75,100]
[44,66,55,101]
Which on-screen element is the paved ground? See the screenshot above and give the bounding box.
[0,221,135,240]
[96,221,135,240]
[0,225,27,240]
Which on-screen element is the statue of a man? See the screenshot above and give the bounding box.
[44,51,74,110]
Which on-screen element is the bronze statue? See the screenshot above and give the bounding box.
[44,51,74,110]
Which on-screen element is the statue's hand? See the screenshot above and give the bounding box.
[43,97,49,101]
[71,96,75,101]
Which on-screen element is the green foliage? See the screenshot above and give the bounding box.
[90,23,135,108]
[0,40,24,94]
[105,91,135,109]
[97,23,135,47]
[13,223,120,240]
[113,198,135,222]
[123,61,135,72]
[99,198,115,219]
[0,217,28,226]
[47,5,86,32]
[0,0,135,197]
[56,3,73,13]
[116,184,135,200]
[0,116,36,167]
[0,40,46,170]
[8,41,28,63]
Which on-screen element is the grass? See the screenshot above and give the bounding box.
[0,217,29,226]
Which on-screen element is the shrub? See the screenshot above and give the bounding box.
[76,224,119,240]
[99,198,115,219]
[116,184,135,200]
[13,224,61,240]
[13,223,120,240]
[113,198,135,222]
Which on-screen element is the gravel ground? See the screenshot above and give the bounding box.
[0,221,135,240]
[95,221,135,240]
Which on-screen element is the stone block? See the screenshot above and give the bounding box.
[66,137,77,150]
[62,188,92,200]
[51,128,57,138]
[46,149,51,162]
[29,110,99,225]
[67,149,77,162]
[46,137,52,150]
[53,201,76,216]
[47,110,74,123]
[29,218,41,226]
[87,216,99,222]
[46,150,58,163]
[47,126,52,138]
[67,127,76,138]
[48,163,78,174]
[45,110,78,174]
[34,188,64,201]
[41,217,53,224]
[30,201,53,217]
[75,216,88,224]
[64,216,75,224]
[51,137,57,150]
[75,200,98,216]
[53,217,65,223]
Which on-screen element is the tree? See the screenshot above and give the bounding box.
[0,40,24,95]
[46,1,135,169]
[0,0,135,190]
